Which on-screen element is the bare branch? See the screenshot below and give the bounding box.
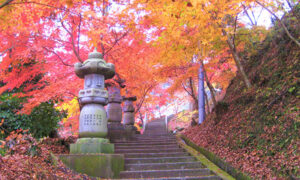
[250,7,258,25]
[0,46,14,56]
[0,0,14,9]
[285,0,293,9]
[61,21,71,34]
[222,28,252,88]
[61,20,83,62]
[189,77,198,103]
[242,4,255,26]
[77,13,82,55]
[9,1,66,11]
[202,61,217,107]
[135,85,154,113]
[181,82,193,97]
[42,46,73,67]
[104,31,128,56]
[233,15,238,51]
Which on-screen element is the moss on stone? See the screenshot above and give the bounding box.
[70,139,114,154]
[79,131,107,138]
[57,153,124,178]
[76,138,109,144]
[111,154,125,178]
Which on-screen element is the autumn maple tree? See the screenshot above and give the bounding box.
[0,0,297,129]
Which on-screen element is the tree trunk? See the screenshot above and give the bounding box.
[202,62,217,108]
[222,29,252,88]
[182,77,198,110]
[204,90,210,114]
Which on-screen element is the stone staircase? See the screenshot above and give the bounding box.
[115,119,221,179]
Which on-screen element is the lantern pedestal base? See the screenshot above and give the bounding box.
[53,153,124,178]
[70,138,114,154]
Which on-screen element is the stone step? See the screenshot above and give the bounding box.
[145,125,165,126]
[118,176,221,180]
[116,148,184,154]
[123,152,190,158]
[125,161,205,171]
[119,169,212,179]
[140,134,172,137]
[115,144,179,149]
[134,132,174,137]
[132,139,177,142]
[125,156,195,164]
[114,142,178,146]
[132,138,177,142]
[130,137,176,140]
[134,137,176,141]
[134,135,175,138]
[114,140,177,144]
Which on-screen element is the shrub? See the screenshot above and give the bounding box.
[0,92,66,139]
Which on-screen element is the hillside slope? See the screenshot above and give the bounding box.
[184,10,299,179]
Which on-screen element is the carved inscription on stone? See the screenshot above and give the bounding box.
[83,114,103,126]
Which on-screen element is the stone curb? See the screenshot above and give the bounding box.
[177,134,252,180]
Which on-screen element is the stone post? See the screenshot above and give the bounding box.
[71,48,115,154]
[107,85,125,141]
[122,96,137,135]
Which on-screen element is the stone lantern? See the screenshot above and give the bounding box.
[58,49,124,179]
[122,96,137,134]
[71,48,116,154]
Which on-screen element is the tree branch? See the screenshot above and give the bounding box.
[0,46,14,56]
[77,13,82,55]
[233,15,238,51]
[202,61,217,107]
[61,20,83,62]
[256,0,300,48]
[8,1,66,11]
[181,82,193,97]
[42,46,73,67]
[135,85,153,113]
[0,0,14,9]
[222,28,252,88]
[242,4,255,26]
[104,31,128,56]
[188,77,198,104]
[250,7,258,25]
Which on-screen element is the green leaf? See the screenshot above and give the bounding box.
[288,87,296,93]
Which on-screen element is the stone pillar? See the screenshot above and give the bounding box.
[71,49,116,154]
[122,96,138,135]
[107,85,125,141]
